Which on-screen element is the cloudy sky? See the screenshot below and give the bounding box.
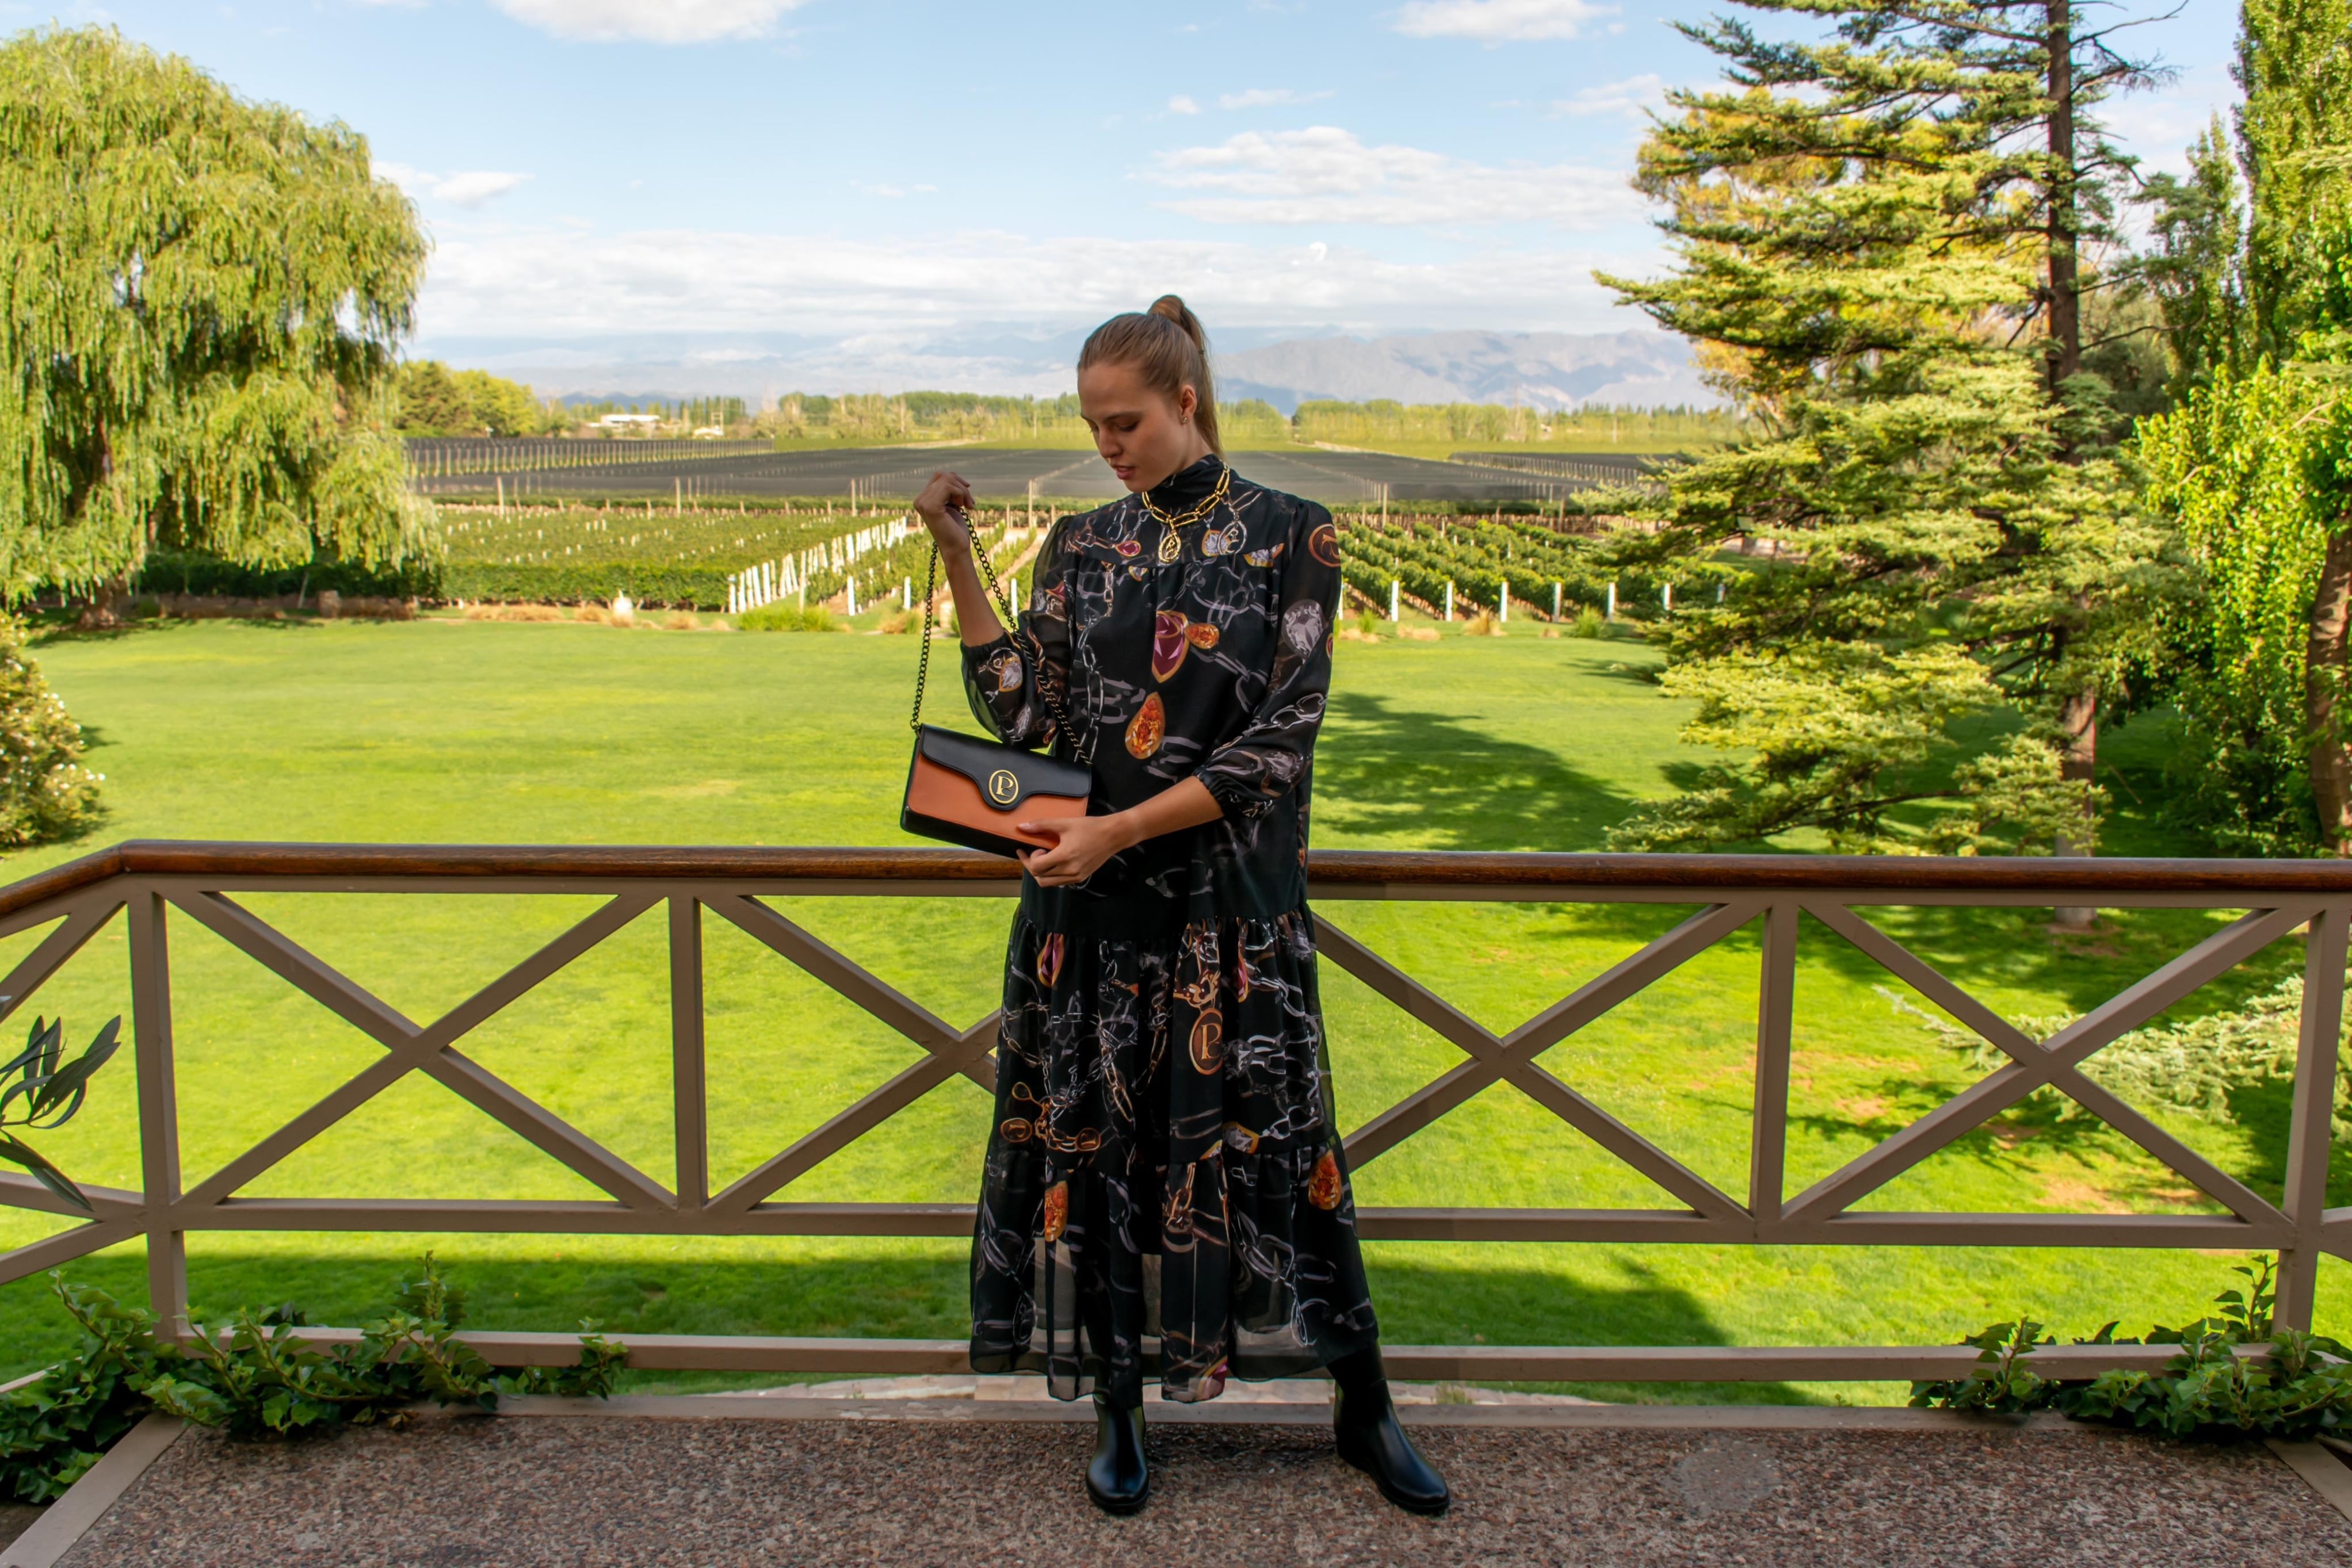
[10,0,2242,368]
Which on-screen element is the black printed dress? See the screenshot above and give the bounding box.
[960,453,1377,1408]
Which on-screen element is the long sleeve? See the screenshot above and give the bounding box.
[1196,503,1340,821]
[961,519,1075,754]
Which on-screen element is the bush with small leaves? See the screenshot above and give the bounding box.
[0,1257,625,1502]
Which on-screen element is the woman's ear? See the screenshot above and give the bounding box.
[1177,384,1197,424]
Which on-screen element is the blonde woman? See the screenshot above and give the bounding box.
[914,297,1447,1517]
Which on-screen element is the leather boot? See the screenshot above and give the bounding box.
[1085,1393,1148,1515]
[1331,1353,1450,1516]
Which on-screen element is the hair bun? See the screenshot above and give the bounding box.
[1148,295,1207,351]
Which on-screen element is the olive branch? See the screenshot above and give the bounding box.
[0,1007,123,1210]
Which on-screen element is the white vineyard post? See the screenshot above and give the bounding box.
[1553,582,1562,619]
[1501,584,1510,623]
[1444,582,1453,622]
[1606,582,1617,621]
[847,579,857,616]
[1663,583,1674,613]
[1389,580,1399,622]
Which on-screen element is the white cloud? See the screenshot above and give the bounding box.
[1391,0,1614,41]
[1147,126,1637,228]
[408,223,1652,341]
[376,162,533,209]
[1553,72,1664,119]
[1168,94,1201,114]
[1218,87,1334,110]
[490,0,810,43]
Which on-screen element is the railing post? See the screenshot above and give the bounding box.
[670,895,708,1210]
[1750,902,1798,1238]
[128,889,187,1337]
[2277,903,2347,1332]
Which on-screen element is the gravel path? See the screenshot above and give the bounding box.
[60,1412,2352,1567]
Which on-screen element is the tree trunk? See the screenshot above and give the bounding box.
[2045,0,2082,388]
[2044,6,2095,925]
[2306,529,2352,854]
[2052,682,2099,928]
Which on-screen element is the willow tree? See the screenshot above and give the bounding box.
[0,26,432,602]
[1598,1,2171,856]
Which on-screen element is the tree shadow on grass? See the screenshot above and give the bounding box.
[1,1246,1813,1406]
[1318,690,1644,852]
[1799,904,2305,1031]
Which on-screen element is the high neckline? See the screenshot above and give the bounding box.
[1144,453,1227,511]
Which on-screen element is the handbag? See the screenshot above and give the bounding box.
[900,509,1095,859]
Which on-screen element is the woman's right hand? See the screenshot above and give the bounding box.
[914,470,977,556]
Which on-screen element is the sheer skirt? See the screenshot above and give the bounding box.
[968,907,1379,1407]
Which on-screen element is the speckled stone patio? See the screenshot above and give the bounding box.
[47,1403,2352,1567]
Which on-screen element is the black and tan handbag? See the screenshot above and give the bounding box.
[900,510,1094,859]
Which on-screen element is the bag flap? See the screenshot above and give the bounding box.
[917,727,1090,813]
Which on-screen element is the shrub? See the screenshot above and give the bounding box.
[736,603,837,632]
[1910,1256,2352,1439]
[1568,607,1608,638]
[0,618,101,846]
[0,1258,624,1502]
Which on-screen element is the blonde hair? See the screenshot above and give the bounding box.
[1077,295,1220,454]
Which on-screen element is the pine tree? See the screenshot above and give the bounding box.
[1599,1,2170,855]
[0,27,432,602]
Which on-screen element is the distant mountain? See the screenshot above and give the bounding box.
[412,325,1717,411]
[1215,330,1715,414]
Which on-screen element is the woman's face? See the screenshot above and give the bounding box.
[1079,360,1201,492]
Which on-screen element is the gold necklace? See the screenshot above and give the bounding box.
[1136,461,1231,531]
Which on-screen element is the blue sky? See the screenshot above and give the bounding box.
[10,0,2243,378]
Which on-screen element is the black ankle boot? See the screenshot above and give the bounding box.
[1086,1393,1148,1515]
[1331,1354,1450,1516]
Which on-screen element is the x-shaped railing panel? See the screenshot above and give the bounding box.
[167,891,665,1213]
[1320,902,1763,1221]
[1784,903,2313,1226]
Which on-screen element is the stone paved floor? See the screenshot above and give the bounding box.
[54,1410,2352,1567]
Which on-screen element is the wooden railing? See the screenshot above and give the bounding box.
[0,842,2341,1385]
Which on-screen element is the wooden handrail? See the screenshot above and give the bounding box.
[7,840,2352,927]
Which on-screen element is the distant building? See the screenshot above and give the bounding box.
[596,413,660,432]
[691,426,726,439]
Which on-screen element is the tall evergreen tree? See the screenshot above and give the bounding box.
[0,27,432,602]
[1600,1,2170,855]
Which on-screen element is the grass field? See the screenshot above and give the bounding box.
[0,612,2339,1402]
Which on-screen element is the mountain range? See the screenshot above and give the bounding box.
[418,326,1715,412]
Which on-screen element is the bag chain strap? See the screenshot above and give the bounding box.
[910,507,1091,764]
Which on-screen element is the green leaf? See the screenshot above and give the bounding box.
[0,1130,91,1210]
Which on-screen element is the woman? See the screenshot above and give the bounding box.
[912,296,1449,1517]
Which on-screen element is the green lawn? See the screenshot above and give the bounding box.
[0,613,2338,1403]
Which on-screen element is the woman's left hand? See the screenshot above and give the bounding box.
[1017,813,1135,887]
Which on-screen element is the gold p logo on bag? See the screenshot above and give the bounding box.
[987,769,1020,805]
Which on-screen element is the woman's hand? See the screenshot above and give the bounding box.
[914,470,977,557]
[1017,813,1137,888]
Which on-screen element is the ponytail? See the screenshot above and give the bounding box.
[1078,295,1221,454]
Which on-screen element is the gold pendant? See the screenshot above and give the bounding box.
[1156,529,1182,565]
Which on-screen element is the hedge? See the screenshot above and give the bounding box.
[128,553,733,610]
